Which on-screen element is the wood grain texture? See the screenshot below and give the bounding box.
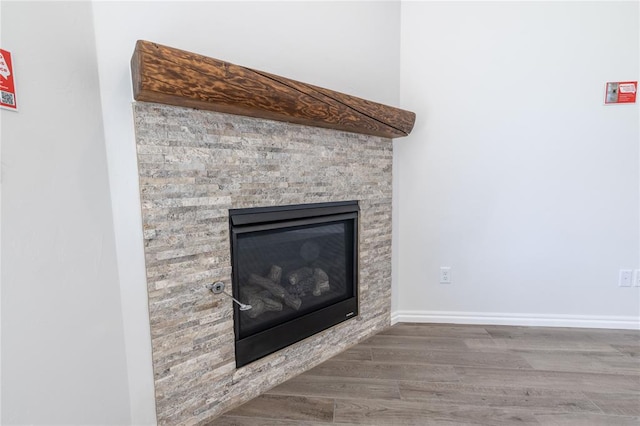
[269,375,401,400]
[305,359,459,382]
[204,419,333,426]
[329,346,373,361]
[515,349,640,375]
[217,394,334,423]
[207,323,640,425]
[584,392,640,416]
[371,347,533,369]
[379,323,493,339]
[131,40,416,139]
[360,334,471,351]
[454,366,640,393]
[464,336,621,353]
[533,412,640,426]
[333,398,539,425]
[398,381,601,414]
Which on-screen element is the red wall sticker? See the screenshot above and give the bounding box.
[0,49,17,110]
[605,81,637,104]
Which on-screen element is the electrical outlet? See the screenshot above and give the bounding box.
[440,267,451,284]
[619,269,633,287]
[633,270,640,287]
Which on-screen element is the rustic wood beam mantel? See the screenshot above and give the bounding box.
[131,40,415,139]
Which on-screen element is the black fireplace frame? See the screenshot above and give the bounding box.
[229,200,359,367]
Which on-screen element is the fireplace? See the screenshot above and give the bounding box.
[230,201,359,367]
[132,41,414,424]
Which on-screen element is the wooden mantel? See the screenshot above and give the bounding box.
[131,40,415,139]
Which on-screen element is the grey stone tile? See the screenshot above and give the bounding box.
[134,102,393,425]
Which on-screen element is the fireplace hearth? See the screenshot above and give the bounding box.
[230,201,359,367]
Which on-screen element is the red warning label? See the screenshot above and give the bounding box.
[0,49,17,110]
[605,81,637,104]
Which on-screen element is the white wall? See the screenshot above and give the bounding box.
[1,2,130,425]
[91,2,401,423]
[395,1,640,327]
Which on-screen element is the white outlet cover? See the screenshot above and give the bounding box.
[619,269,633,287]
[440,267,451,284]
[633,270,640,287]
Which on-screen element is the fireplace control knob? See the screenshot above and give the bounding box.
[206,281,252,311]
[208,281,225,294]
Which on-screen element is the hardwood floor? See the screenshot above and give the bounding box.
[206,323,640,425]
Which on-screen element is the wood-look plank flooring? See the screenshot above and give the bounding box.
[206,323,640,425]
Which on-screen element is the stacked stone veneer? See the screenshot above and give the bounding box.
[133,102,393,425]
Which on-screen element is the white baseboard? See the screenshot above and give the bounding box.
[391,310,640,330]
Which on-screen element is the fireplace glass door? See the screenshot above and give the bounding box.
[230,201,358,367]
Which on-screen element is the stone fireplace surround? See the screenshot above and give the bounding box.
[132,41,414,425]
